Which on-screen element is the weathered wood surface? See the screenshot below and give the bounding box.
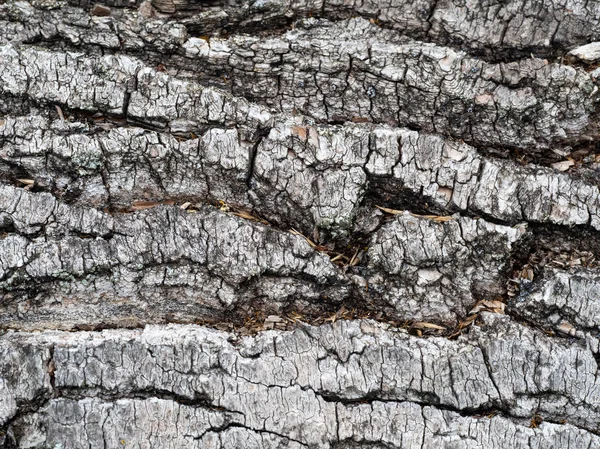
[2,0,600,447]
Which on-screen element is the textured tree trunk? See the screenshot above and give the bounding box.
[2,0,600,447]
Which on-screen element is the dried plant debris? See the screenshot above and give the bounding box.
[0,186,530,330]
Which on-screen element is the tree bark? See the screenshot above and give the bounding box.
[2,0,600,447]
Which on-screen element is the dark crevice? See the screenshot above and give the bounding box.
[5,38,600,164]
[4,380,598,445]
[245,126,271,188]
[0,180,599,340]
[30,0,586,64]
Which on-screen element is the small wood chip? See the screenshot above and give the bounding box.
[291,126,308,140]
[413,322,446,331]
[131,200,175,211]
[525,267,534,281]
[218,201,231,212]
[138,0,156,19]
[556,321,576,336]
[551,147,572,157]
[530,414,543,428]
[551,160,575,171]
[375,205,403,215]
[469,300,506,315]
[55,105,65,122]
[91,4,111,16]
[264,315,286,330]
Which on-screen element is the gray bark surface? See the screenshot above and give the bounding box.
[3,316,600,447]
[15,0,600,58]
[2,17,599,151]
[2,0,600,447]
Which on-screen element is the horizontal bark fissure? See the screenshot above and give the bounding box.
[3,32,600,154]
[1,1,579,69]
[2,316,600,445]
[4,109,600,240]
[0,182,530,330]
[24,0,600,63]
[8,383,596,438]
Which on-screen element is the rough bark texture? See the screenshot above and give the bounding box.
[2,0,600,447]
[3,316,600,447]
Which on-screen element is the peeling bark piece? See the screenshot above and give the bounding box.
[0,186,349,330]
[0,43,141,116]
[568,42,600,64]
[511,268,600,338]
[365,213,528,322]
[0,44,273,138]
[186,18,598,151]
[3,316,600,443]
[7,397,600,449]
[0,0,188,54]
[4,115,600,237]
[0,115,253,210]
